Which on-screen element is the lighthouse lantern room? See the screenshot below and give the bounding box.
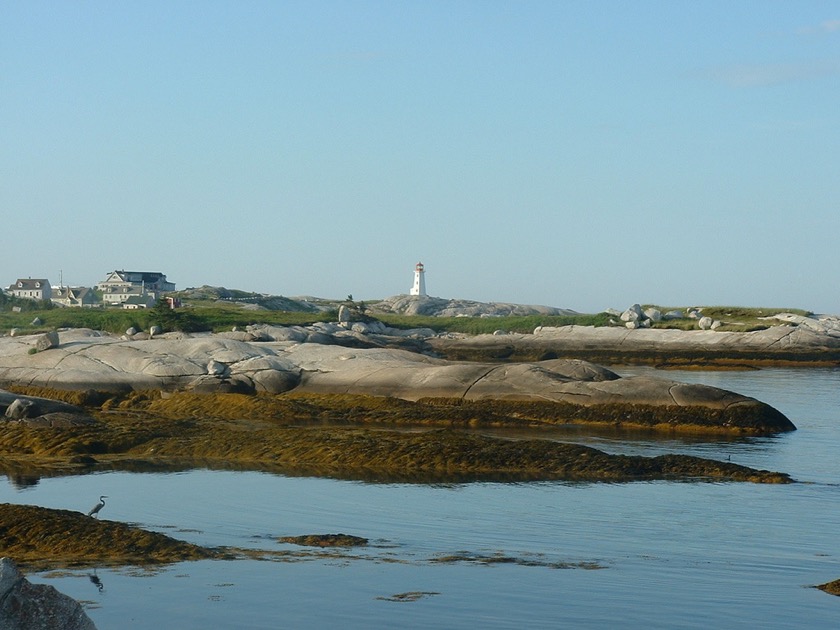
[410,262,427,296]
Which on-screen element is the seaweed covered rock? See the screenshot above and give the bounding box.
[817,579,840,596]
[0,408,792,483]
[0,504,219,569]
[279,534,368,547]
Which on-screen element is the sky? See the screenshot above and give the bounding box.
[2,1,839,314]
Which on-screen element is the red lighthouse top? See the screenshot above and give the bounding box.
[415,262,424,272]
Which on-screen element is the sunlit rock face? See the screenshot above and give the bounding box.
[0,328,795,434]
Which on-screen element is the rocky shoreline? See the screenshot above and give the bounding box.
[427,313,840,367]
[3,317,837,602]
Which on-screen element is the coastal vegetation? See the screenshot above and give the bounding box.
[0,300,810,337]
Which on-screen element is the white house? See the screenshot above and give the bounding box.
[101,284,156,308]
[97,270,175,308]
[8,278,52,301]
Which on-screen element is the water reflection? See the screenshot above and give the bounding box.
[8,472,40,489]
[88,569,104,593]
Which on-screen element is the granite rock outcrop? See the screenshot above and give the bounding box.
[0,327,796,433]
[0,557,96,630]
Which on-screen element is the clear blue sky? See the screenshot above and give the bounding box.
[3,1,839,313]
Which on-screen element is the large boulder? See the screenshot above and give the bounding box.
[620,304,644,323]
[33,331,59,352]
[0,557,96,630]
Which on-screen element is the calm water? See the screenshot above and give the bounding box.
[3,368,840,629]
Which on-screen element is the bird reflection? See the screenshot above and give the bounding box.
[88,569,104,592]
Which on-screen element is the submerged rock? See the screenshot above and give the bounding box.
[279,534,368,547]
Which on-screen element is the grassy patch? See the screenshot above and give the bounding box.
[0,302,811,337]
[646,305,811,332]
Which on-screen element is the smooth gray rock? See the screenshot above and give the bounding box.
[0,557,97,630]
[0,323,822,429]
[698,316,714,330]
[450,315,840,361]
[207,359,230,377]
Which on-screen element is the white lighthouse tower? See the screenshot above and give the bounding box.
[410,262,427,296]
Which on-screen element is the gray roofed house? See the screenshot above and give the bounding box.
[51,286,98,308]
[8,278,51,301]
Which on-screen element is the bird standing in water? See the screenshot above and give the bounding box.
[87,495,108,518]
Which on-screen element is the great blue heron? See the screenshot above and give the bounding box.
[87,495,108,518]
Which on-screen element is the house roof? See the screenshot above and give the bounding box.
[104,285,144,294]
[54,286,93,299]
[9,279,50,291]
[122,295,153,306]
[105,270,168,283]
